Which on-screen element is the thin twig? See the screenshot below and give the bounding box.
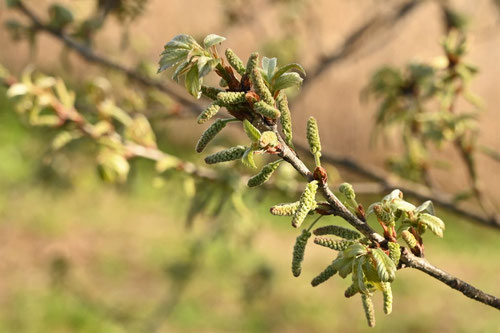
[400,249,500,310]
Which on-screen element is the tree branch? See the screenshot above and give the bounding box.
[11,0,500,230]
[400,249,500,310]
[8,0,500,312]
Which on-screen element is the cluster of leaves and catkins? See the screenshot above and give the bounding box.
[158,33,446,327]
[364,28,487,187]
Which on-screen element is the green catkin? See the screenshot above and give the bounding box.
[216,91,246,105]
[225,48,246,76]
[339,182,358,208]
[204,145,246,164]
[388,241,401,266]
[195,119,227,153]
[381,282,393,315]
[339,182,355,200]
[344,284,359,298]
[197,102,221,124]
[270,201,300,216]
[247,160,281,187]
[311,263,337,287]
[361,294,376,328]
[251,68,275,106]
[246,52,259,75]
[277,92,293,146]
[292,229,311,277]
[313,225,361,240]
[373,205,393,225]
[291,181,318,228]
[306,117,321,165]
[253,101,281,119]
[314,237,356,251]
[201,86,224,100]
[401,230,417,248]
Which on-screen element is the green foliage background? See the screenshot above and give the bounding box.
[1,89,499,332]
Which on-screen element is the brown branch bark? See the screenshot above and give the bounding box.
[400,249,500,310]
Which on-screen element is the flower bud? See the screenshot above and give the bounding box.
[401,230,417,248]
[311,263,337,287]
[195,119,227,153]
[270,201,300,216]
[247,160,281,187]
[292,181,318,228]
[314,237,356,251]
[204,145,246,164]
[197,102,220,124]
[217,91,246,105]
[313,225,361,240]
[277,92,293,146]
[253,101,281,119]
[306,116,321,155]
[251,68,274,106]
[225,48,246,76]
[292,229,311,277]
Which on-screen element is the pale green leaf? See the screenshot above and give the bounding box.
[241,147,256,168]
[185,65,201,99]
[272,72,303,91]
[273,63,306,81]
[243,120,261,142]
[203,34,226,48]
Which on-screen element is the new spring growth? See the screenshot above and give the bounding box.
[313,225,361,240]
[204,145,247,164]
[381,282,393,315]
[247,160,282,187]
[201,86,224,100]
[344,284,358,298]
[292,180,318,228]
[388,241,401,266]
[246,52,259,75]
[196,119,234,153]
[339,182,358,210]
[253,101,281,119]
[292,229,311,277]
[373,205,394,226]
[251,68,274,106]
[361,294,376,328]
[311,262,337,287]
[217,91,246,105]
[270,201,300,216]
[197,102,221,124]
[225,48,246,76]
[306,116,322,166]
[277,92,293,147]
[314,237,356,251]
[401,230,418,248]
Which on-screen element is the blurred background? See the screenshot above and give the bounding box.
[0,0,500,332]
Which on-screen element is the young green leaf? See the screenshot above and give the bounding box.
[273,72,303,91]
[370,248,396,282]
[243,120,261,142]
[185,65,201,98]
[203,34,226,48]
[241,147,257,169]
[272,63,306,81]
